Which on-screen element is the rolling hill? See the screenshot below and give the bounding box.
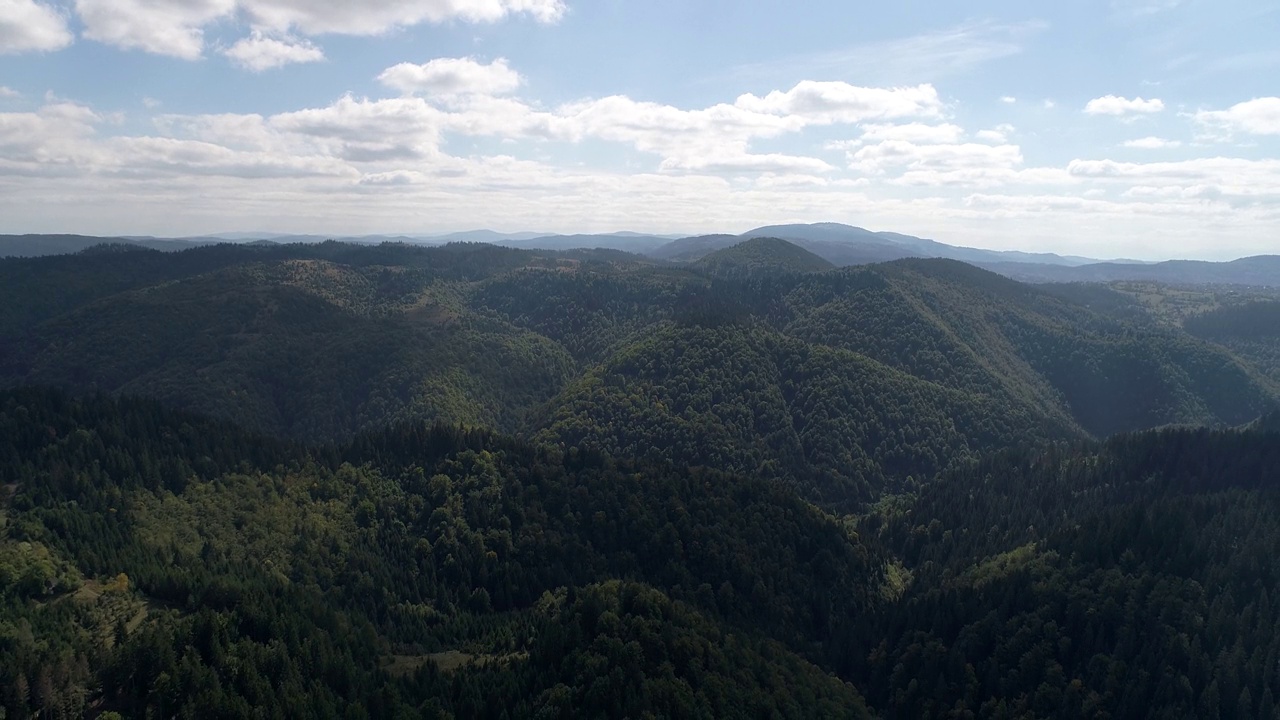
[5,237,1280,718]
[0,388,878,718]
[646,222,1109,268]
[693,237,835,277]
[2,242,1275,505]
[986,254,1280,287]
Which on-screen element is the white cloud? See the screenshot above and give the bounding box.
[843,139,1030,188]
[241,0,566,34]
[109,135,354,178]
[1067,157,1280,204]
[1123,136,1182,149]
[1084,95,1165,116]
[1193,97,1280,137]
[269,95,446,162]
[378,57,521,98]
[832,133,1075,189]
[0,0,74,53]
[735,82,943,124]
[752,174,865,190]
[847,140,1023,174]
[1043,99,1057,109]
[852,122,965,145]
[0,86,20,98]
[8,70,1280,259]
[568,94,801,144]
[660,152,834,175]
[310,74,938,175]
[73,0,566,59]
[976,124,1016,143]
[0,102,101,167]
[0,100,354,179]
[75,0,234,59]
[1000,96,1017,104]
[223,32,324,71]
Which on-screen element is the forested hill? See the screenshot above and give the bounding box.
[847,420,1280,718]
[0,388,878,718]
[693,237,835,278]
[2,241,1276,503]
[5,236,1280,718]
[4,387,1280,717]
[984,254,1280,287]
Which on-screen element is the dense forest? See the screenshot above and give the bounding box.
[3,239,1279,718]
[2,241,1274,501]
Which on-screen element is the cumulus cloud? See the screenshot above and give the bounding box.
[75,0,233,59]
[378,57,521,98]
[0,0,74,53]
[0,74,968,204]
[550,95,806,169]
[73,0,566,59]
[841,139,1033,188]
[0,102,101,169]
[660,152,834,175]
[1084,95,1165,116]
[156,73,935,178]
[9,67,1279,258]
[853,122,965,145]
[270,95,446,162]
[241,0,566,34]
[0,100,354,179]
[1123,136,1181,149]
[223,32,324,71]
[847,140,1022,174]
[735,82,943,124]
[1000,96,1017,104]
[1067,156,1280,205]
[976,124,1016,143]
[0,86,20,98]
[1193,97,1280,137]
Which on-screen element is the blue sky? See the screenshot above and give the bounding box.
[1,0,1278,259]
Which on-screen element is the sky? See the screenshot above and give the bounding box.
[1,0,1279,260]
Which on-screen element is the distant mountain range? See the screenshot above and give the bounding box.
[984,256,1280,288]
[3,224,1276,287]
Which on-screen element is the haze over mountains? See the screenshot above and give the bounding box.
[3,222,1277,287]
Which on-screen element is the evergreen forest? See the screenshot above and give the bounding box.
[2,238,1279,718]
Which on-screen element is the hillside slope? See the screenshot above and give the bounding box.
[8,257,578,439]
[848,420,1280,718]
[3,244,1275,504]
[694,237,835,278]
[0,388,878,718]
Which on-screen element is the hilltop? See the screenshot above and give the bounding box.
[693,236,835,277]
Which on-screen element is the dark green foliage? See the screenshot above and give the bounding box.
[471,265,700,364]
[694,237,835,279]
[6,253,577,440]
[538,321,1037,503]
[1186,301,1280,383]
[844,422,1280,719]
[4,243,1275,508]
[514,581,872,719]
[2,235,1280,718]
[0,388,876,718]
